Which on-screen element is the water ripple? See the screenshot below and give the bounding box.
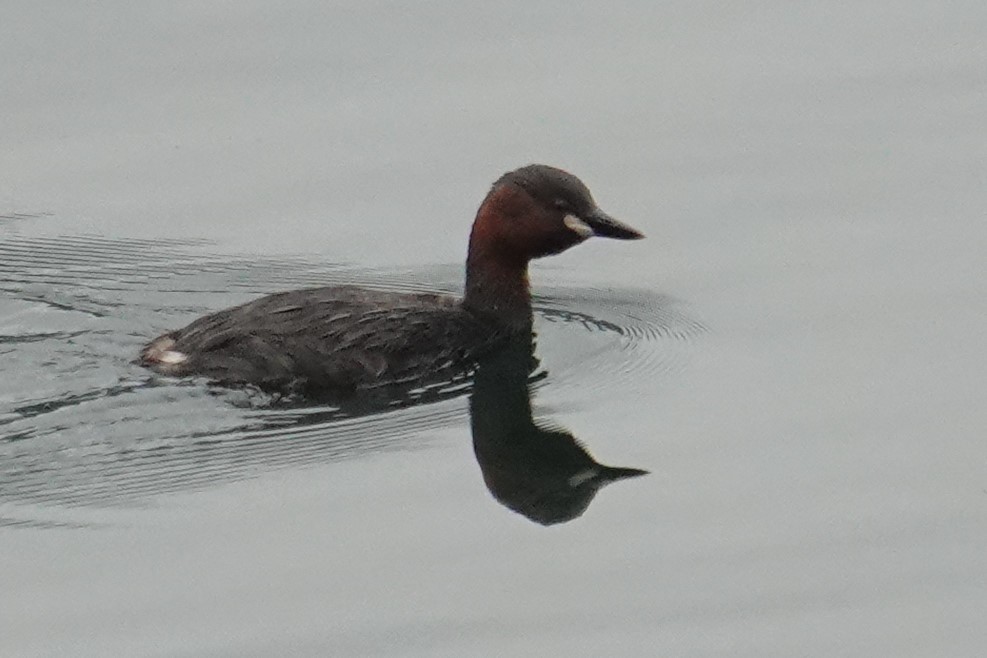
[0,229,703,513]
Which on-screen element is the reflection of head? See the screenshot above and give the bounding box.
[469,338,647,525]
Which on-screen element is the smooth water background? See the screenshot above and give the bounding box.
[2,2,986,656]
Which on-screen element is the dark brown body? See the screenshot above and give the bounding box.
[141,286,509,394]
[140,164,643,395]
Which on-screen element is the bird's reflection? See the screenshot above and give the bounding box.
[469,337,647,525]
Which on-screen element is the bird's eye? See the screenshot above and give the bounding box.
[553,199,569,210]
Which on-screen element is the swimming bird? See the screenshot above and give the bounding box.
[140,164,644,396]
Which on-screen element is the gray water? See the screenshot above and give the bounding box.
[2,2,986,656]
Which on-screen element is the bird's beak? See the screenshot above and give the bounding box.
[583,207,645,240]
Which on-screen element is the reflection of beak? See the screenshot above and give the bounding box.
[583,207,645,240]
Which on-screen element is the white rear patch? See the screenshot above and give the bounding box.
[158,350,188,365]
[564,214,594,238]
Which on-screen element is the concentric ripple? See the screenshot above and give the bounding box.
[0,226,703,517]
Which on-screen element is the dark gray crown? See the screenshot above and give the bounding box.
[496,164,597,215]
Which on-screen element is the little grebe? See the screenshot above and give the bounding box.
[140,164,644,394]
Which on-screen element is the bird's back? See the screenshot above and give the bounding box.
[141,286,507,395]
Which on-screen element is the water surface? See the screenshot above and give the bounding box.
[2,2,986,656]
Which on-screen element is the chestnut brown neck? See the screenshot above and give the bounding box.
[462,186,535,332]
